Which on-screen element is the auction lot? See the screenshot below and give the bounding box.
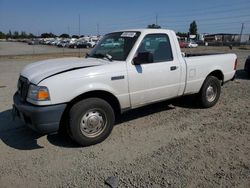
[0,41,89,56]
[0,42,249,187]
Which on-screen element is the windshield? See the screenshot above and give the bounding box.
[89,31,140,61]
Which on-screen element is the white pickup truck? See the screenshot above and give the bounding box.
[13,29,237,146]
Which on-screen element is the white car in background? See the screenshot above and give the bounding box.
[87,38,99,48]
[187,41,198,48]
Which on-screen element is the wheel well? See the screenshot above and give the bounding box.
[59,90,121,131]
[207,70,224,84]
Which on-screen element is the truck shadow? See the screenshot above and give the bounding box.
[0,110,78,149]
[116,100,177,125]
[0,97,199,150]
[236,69,250,80]
[0,110,44,150]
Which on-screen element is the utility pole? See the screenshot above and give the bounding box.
[97,23,100,36]
[78,14,81,37]
[155,14,158,26]
[239,23,244,44]
[67,26,70,36]
[78,14,81,57]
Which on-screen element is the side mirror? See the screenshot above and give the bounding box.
[133,52,153,65]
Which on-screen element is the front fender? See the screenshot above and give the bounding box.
[35,70,130,109]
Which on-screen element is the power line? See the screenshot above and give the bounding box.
[158,6,250,19]
[47,0,250,35]
[157,0,250,16]
[98,2,250,28]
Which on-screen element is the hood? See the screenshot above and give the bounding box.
[21,57,105,84]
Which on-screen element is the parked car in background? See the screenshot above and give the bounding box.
[77,41,91,48]
[87,38,99,48]
[186,41,198,48]
[68,42,78,48]
[37,36,102,49]
[244,56,250,76]
[179,41,185,48]
[28,40,39,45]
[57,40,70,48]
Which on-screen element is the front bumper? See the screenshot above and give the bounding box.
[13,92,67,134]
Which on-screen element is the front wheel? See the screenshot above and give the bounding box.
[199,76,221,108]
[69,98,115,146]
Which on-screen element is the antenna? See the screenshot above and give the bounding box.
[156,14,158,25]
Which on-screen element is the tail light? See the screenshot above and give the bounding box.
[234,58,238,70]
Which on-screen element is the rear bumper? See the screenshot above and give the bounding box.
[13,92,66,134]
[231,74,235,81]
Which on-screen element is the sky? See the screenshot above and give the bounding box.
[0,0,250,36]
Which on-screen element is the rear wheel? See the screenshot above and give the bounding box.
[199,76,221,108]
[69,98,115,146]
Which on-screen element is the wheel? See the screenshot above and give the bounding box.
[69,98,115,146]
[199,76,221,108]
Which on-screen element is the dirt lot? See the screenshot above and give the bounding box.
[0,42,89,56]
[0,43,249,187]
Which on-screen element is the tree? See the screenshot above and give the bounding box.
[189,21,197,35]
[28,33,35,39]
[41,32,56,38]
[147,24,161,29]
[0,31,6,39]
[13,31,19,39]
[6,30,12,38]
[176,32,188,38]
[59,33,70,38]
[20,31,28,38]
[71,35,79,39]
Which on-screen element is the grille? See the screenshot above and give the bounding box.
[18,76,29,101]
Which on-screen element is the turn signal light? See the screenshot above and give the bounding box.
[37,90,50,100]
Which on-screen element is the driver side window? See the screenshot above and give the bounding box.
[137,34,173,63]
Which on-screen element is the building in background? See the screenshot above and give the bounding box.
[204,33,250,45]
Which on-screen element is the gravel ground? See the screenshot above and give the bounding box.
[0,42,89,56]
[0,46,249,187]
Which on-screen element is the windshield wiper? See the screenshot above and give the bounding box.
[90,53,113,61]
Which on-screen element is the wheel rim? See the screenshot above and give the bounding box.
[206,84,217,102]
[80,109,107,138]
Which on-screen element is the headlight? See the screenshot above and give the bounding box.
[27,84,50,101]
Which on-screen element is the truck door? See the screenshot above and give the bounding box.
[127,33,181,108]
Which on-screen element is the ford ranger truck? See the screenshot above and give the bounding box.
[13,29,237,146]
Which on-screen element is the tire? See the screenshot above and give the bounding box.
[69,98,115,146]
[199,76,221,108]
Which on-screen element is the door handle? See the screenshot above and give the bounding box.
[170,66,178,71]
